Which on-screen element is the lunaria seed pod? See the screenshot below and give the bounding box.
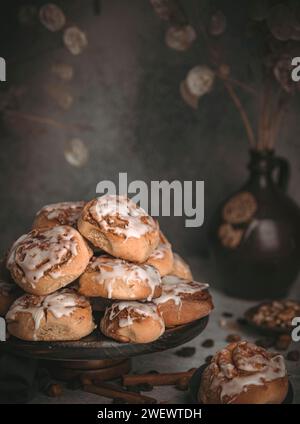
[165,25,196,51]
[186,65,215,97]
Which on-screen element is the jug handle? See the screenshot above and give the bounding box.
[274,157,290,192]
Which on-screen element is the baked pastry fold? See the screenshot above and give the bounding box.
[6,289,95,341]
[199,341,288,404]
[7,225,92,295]
[100,301,165,343]
[79,255,162,300]
[153,275,213,327]
[78,195,160,263]
[33,201,85,229]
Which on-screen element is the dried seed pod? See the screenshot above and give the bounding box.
[64,138,89,167]
[39,3,66,32]
[63,26,88,55]
[150,0,187,25]
[179,80,198,109]
[165,25,196,51]
[45,84,73,110]
[222,192,257,224]
[267,4,293,41]
[218,223,243,249]
[150,0,172,21]
[273,55,295,93]
[18,5,37,26]
[209,10,226,36]
[186,65,215,97]
[51,63,74,81]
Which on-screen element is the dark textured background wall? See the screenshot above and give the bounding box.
[1,0,300,258]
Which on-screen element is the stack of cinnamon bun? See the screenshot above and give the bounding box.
[1,195,213,343]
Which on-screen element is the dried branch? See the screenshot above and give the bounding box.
[223,80,256,148]
[3,110,94,133]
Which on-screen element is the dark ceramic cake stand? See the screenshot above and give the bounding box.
[1,316,209,382]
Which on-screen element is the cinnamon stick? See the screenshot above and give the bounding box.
[123,368,196,387]
[83,382,157,404]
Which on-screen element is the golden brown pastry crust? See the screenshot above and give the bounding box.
[33,201,85,229]
[154,275,213,327]
[77,195,160,263]
[79,255,162,300]
[6,289,95,341]
[100,301,165,343]
[145,232,173,276]
[7,226,92,295]
[198,341,288,404]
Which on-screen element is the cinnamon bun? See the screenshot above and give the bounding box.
[77,195,160,263]
[145,232,173,276]
[33,201,85,229]
[79,255,162,300]
[6,289,95,341]
[153,275,213,327]
[170,253,193,280]
[7,226,92,295]
[100,301,165,343]
[199,341,288,404]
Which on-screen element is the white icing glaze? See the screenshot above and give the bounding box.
[89,256,161,301]
[7,226,79,287]
[208,342,287,403]
[6,289,85,339]
[107,301,164,332]
[147,233,171,261]
[89,195,157,239]
[153,275,209,306]
[37,201,85,226]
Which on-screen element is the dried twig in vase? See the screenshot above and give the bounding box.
[223,80,256,149]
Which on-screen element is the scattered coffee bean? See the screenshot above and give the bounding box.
[222,312,233,318]
[205,355,213,363]
[286,350,300,362]
[275,334,292,351]
[174,347,196,358]
[201,339,214,348]
[237,318,247,326]
[255,337,275,349]
[226,334,241,343]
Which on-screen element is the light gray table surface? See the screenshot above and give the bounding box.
[30,256,300,404]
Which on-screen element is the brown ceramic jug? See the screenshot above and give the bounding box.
[210,150,300,299]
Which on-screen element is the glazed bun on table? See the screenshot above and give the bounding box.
[145,232,173,276]
[199,341,288,404]
[153,275,213,327]
[33,201,85,229]
[6,289,95,341]
[170,253,193,280]
[6,225,92,295]
[79,255,162,300]
[100,301,165,343]
[77,195,160,263]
